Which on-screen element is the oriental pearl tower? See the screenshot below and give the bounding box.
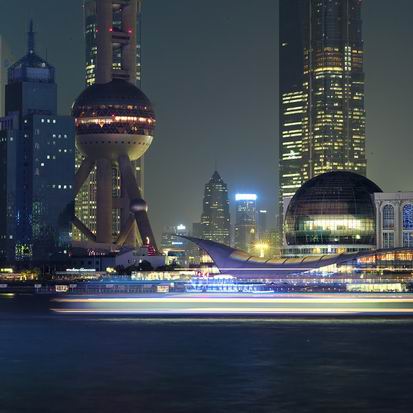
[71,0,158,253]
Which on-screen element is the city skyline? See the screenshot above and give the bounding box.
[0,0,412,241]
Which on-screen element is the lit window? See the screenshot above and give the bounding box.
[403,204,413,230]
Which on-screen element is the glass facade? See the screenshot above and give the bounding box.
[285,171,381,247]
[279,0,366,221]
[234,195,257,252]
[200,171,231,246]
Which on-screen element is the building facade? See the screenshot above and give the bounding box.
[374,193,413,250]
[279,0,366,216]
[234,194,257,253]
[0,36,14,117]
[200,171,231,246]
[74,0,144,243]
[279,0,306,208]
[0,23,75,262]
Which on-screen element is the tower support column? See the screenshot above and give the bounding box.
[96,158,113,244]
[121,0,138,83]
[96,0,113,83]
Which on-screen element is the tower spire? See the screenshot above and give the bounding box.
[28,19,35,54]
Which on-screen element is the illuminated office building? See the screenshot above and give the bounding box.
[74,0,144,243]
[234,194,257,253]
[279,0,306,208]
[161,225,188,251]
[161,224,192,266]
[279,0,366,215]
[200,171,231,246]
[0,23,75,262]
[257,209,268,240]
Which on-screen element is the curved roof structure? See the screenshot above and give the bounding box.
[183,236,413,279]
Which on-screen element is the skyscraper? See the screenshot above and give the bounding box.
[74,0,144,244]
[279,0,306,205]
[0,36,14,117]
[279,0,366,215]
[0,22,75,262]
[257,209,268,239]
[200,171,231,246]
[234,194,257,253]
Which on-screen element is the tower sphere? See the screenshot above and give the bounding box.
[72,79,156,161]
[284,171,382,247]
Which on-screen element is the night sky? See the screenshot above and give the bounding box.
[1,0,412,240]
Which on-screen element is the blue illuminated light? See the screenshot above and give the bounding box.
[235,194,257,201]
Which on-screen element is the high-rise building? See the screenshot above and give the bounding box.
[257,209,268,240]
[161,224,191,266]
[279,0,306,206]
[234,194,257,253]
[0,36,14,117]
[279,0,366,215]
[161,224,188,251]
[0,22,75,262]
[74,0,144,243]
[200,171,231,246]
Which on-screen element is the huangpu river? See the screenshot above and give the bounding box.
[1,294,413,412]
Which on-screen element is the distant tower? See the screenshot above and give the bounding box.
[257,209,268,239]
[279,0,366,221]
[75,0,144,245]
[71,2,157,252]
[234,194,257,252]
[0,21,75,262]
[200,171,231,246]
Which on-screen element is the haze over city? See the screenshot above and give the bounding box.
[1,0,412,239]
[3,2,413,412]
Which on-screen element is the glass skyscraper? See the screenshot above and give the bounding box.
[234,194,257,253]
[200,171,231,246]
[74,0,144,243]
[279,0,366,215]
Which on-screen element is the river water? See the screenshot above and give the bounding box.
[1,294,413,412]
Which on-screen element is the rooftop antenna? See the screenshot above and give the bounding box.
[28,19,35,54]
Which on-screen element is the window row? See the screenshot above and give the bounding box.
[382,204,413,230]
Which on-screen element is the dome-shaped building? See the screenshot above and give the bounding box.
[284,171,382,256]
